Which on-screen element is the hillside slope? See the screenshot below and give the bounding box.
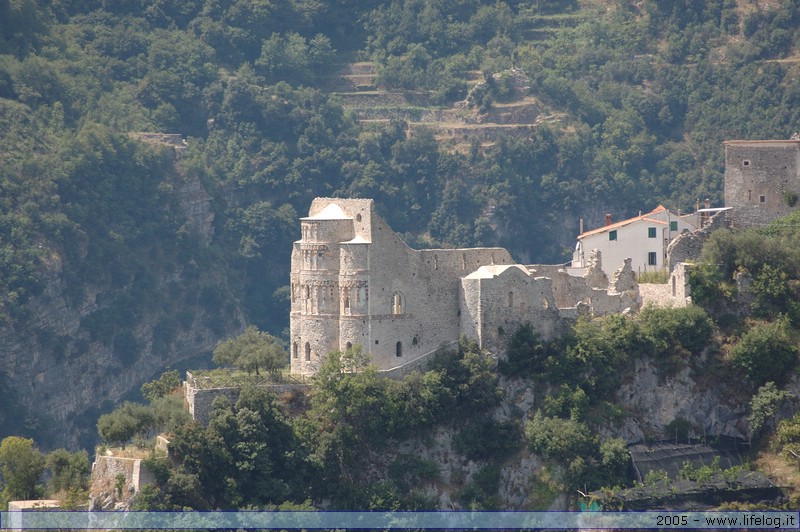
[1,0,800,448]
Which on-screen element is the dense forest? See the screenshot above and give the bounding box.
[2,0,800,512]
[2,0,800,335]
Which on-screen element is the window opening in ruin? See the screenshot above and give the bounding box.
[462,253,467,269]
[356,213,362,222]
[648,252,657,266]
[672,276,677,297]
[293,342,298,358]
[434,255,438,270]
[648,227,657,238]
[392,292,403,314]
[396,341,402,357]
[760,195,766,203]
[743,160,750,167]
[305,342,311,361]
[508,291,514,307]
[344,295,350,313]
[609,230,617,241]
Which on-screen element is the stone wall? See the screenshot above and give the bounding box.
[529,253,639,315]
[379,341,458,380]
[666,212,726,272]
[184,373,310,425]
[90,454,156,510]
[724,140,800,227]
[461,265,562,353]
[638,263,693,308]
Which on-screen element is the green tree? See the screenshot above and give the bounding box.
[499,322,552,377]
[212,326,287,377]
[524,411,596,462]
[45,449,89,496]
[748,381,791,441]
[730,317,798,387]
[97,402,156,448]
[141,370,182,402]
[0,436,45,507]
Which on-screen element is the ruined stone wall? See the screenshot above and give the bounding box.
[530,265,594,308]
[379,341,458,380]
[90,455,156,510]
[184,384,241,426]
[184,375,310,425]
[638,263,692,308]
[666,212,726,271]
[365,218,511,368]
[724,140,800,227]
[461,266,561,353]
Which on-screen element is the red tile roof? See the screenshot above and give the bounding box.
[578,205,667,238]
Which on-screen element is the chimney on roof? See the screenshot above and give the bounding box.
[605,213,612,226]
[705,198,711,209]
[579,218,584,234]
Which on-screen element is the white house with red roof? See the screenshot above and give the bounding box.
[571,206,699,279]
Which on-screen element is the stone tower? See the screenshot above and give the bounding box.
[724,139,800,227]
[289,199,373,375]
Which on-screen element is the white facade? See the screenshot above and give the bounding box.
[572,206,698,279]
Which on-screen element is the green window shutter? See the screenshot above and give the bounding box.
[648,227,657,238]
[609,230,617,241]
[670,221,678,231]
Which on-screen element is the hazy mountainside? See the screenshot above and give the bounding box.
[1,0,800,447]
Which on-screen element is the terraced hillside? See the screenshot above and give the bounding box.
[325,63,562,151]
[323,3,587,151]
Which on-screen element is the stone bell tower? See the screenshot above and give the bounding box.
[289,199,373,375]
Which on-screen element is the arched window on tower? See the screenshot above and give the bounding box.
[396,341,402,357]
[508,291,514,308]
[305,342,311,361]
[293,342,298,359]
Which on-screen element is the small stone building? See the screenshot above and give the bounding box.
[290,198,643,376]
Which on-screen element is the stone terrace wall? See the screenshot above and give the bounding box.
[90,455,155,510]
[184,372,310,425]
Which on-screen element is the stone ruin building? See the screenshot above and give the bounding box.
[289,198,663,376]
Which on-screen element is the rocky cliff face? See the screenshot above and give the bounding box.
[0,158,242,450]
[362,354,752,510]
